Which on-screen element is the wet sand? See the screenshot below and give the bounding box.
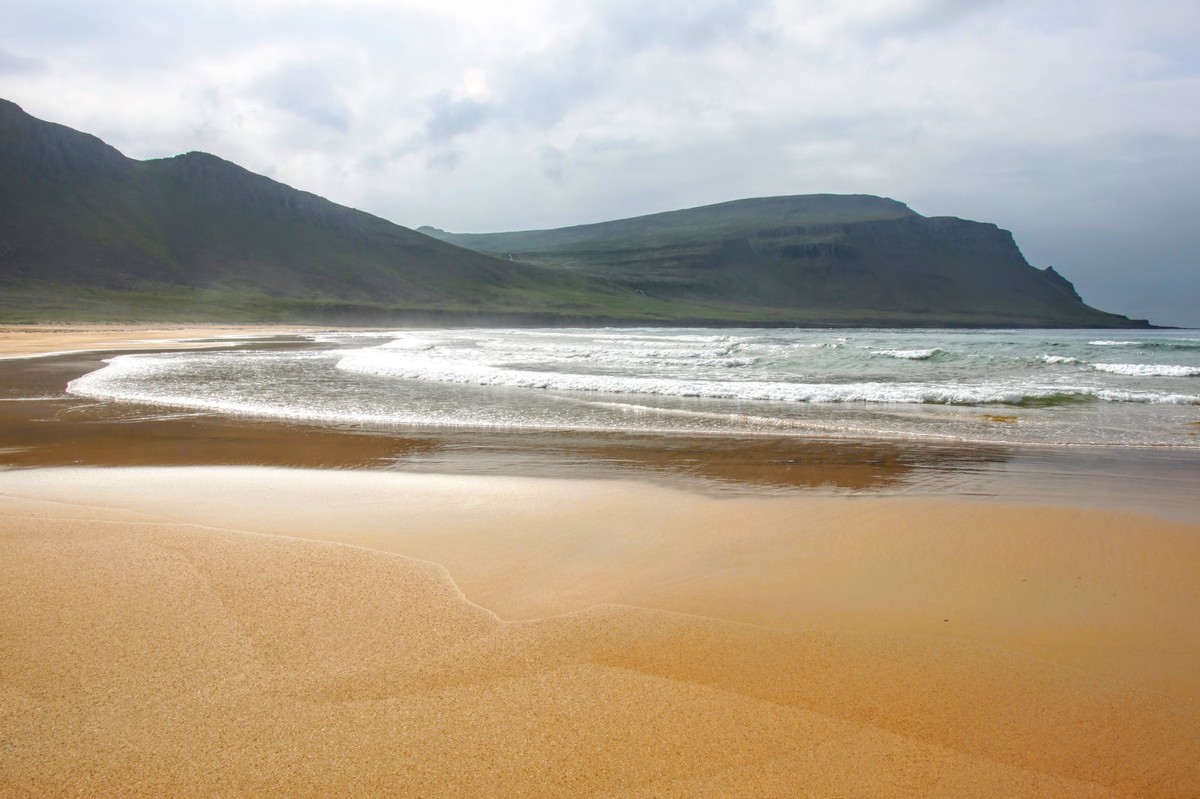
[2,328,1200,797]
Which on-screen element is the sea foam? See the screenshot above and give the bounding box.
[58,328,1200,447]
[872,348,947,360]
[1093,363,1200,378]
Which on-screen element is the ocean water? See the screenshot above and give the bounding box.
[66,328,1200,448]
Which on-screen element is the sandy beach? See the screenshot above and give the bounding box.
[0,324,321,359]
[2,328,1199,797]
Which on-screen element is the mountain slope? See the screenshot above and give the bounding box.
[0,99,652,323]
[419,194,918,252]
[1,98,1150,327]
[421,197,1147,328]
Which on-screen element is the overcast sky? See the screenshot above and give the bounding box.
[3,0,1197,325]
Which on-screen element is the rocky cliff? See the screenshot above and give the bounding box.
[424,199,1148,327]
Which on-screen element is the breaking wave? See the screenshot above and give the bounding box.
[61,327,1200,447]
[871,348,948,360]
[1093,363,1200,378]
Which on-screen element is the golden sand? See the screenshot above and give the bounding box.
[3,467,1198,797]
[2,326,1198,796]
[0,324,319,359]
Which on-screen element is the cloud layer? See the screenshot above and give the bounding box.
[3,0,1198,324]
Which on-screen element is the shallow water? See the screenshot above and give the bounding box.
[66,327,1200,448]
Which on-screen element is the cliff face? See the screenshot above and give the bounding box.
[425,202,1144,327]
[759,215,1077,317]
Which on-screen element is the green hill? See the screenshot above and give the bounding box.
[420,198,1148,328]
[1,99,1151,327]
[0,99,659,324]
[419,194,918,251]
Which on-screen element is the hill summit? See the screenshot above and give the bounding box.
[0,98,1150,327]
[421,196,1146,328]
[0,99,640,324]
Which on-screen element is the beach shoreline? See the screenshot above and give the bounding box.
[2,327,1198,519]
[2,326,1199,796]
[0,323,325,359]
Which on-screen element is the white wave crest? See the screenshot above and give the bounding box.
[872,348,945,360]
[336,348,1118,406]
[1093,389,1199,404]
[1093,363,1200,377]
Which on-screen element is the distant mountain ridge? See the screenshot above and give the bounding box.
[421,197,1141,328]
[0,98,1151,327]
[418,194,918,251]
[0,98,645,324]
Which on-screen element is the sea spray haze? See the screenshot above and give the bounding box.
[67,328,1200,448]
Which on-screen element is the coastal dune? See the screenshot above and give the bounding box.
[3,468,1199,797]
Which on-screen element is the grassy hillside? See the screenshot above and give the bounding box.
[417,194,917,251]
[421,198,1148,328]
[0,99,668,324]
[1,99,1151,327]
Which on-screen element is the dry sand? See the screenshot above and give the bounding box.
[2,467,1199,798]
[0,323,320,359]
[2,326,1199,796]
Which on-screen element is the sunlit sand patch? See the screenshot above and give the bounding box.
[2,466,1199,797]
[0,324,319,359]
[3,326,1199,796]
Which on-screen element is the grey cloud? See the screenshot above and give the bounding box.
[254,65,352,134]
[592,0,773,52]
[448,0,774,134]
[5,0,132,45]
[500,57,606,130]
[5,0,1197,325]
[0,48,45,75]
[4,0,222,72]
[849,0,1009,43]
[538,145,566,185]
[425,148,462,172]
[424,92,492,143]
